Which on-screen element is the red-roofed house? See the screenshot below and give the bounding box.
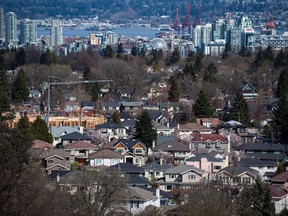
[64,141,97,164]
[271,171,288,187]
[89,149,124,167]
[32,139,53,150]
[190,133,230,153]
[270,185,288,214]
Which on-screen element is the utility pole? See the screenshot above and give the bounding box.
[46,76,112,126]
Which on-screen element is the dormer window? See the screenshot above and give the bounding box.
[206,141,212,148]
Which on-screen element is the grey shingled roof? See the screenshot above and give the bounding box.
[50,126,81,138]
[235,143,285,151]
[186,153,223,162]
[164,164,204,175]
[95,121,126,130]
[108,163,145,174]
[60,132,92,140]
[239,158,277,167]
[128,187,157,201]
[154,141,190,152]
[89,149,123,159]
[217,165,259,177]
[141,160,173,172]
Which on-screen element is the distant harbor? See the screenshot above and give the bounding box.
[37,26,160,39]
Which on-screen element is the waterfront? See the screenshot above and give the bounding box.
[38,27,160,39]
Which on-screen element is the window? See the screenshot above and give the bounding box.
[117,129,124,134]
[135,158,141,165]
[216,141,221,148]
[135,149,142,154]
[47,160,54,164]
[155,171,160,176]
[274,151,281,154]
[241,177,251,184]
[131,201,139,208]
[206,141,212,148]
[111,159,120,165]
[188,174,196,179]
[169,174,176,178]
[214,166,222,170]
[95,159,103,165]
[117,148,124,154]
[101,128,108,133]
[239,128,246,133]
[166,185,173,190]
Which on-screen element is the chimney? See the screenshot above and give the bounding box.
[56,173,60,183]
[160,158,163,165]
[152,140,155,148]
[227,134,231,153]
[166,122,169,128]
[177,123,180,130]
[155,187,161,207]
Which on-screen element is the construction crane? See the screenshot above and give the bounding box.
[193,3,201,27]
[182,2,191,36]
[172,7,181,34]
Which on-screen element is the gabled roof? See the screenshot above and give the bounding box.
[126,174,150,186]
[95,121,126,130]
[102,101,120,108]
[178,123,213,132]
[157,135,177,145]
[121,101,143,107]
[270,185,287,199]
[128,186,157,201]
[272,171,288,183]
[217,165,259,177]
[114,139,146,149]
[33,149,70,159]
[154,141,190,152]
[191,133,227,143]
[89,149,123,159]
[164,164,204,175]
[186,153,224,162]
[145,110,163,121]
[60,132,92,140]
[32,139,53,149]
[64,141,97,150]
[235,143,285,151]
[138,186,173,199]
[48,170,70,181]
[119,111,133,120]
[239,158,277,167]
[241,82,257,93]
[141,160,173,172]
[50,126,81,138]
[108,163,145,174]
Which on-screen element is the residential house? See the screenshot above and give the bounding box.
[156,164,205,192]
[235,143,285,161]
[239,158,277,181]
[32,139,53,150]
[34,149,70,175]
[218,120,255,143]
[241,82,258,100]
[89,149,124,167]
[80,101,95,111]
[216,165,259,186]
[64,141,97,164]
[190,133,230,154]
[185,153,228,180]
[271,171,288,186]
[60,132,92,145]
[108,139,147,166]
[270,185,288,214]
[154,141,191,165]
[138,186,174,206]
[196,118,221,128]
[102,101,120,112]
[120,101,143,114]
[95,121,128,142]
[29,89,42,98]
[123,187,160,215]
[177,123,213,137]
[154,123,175,136]
[141,160,173,181]
[50,126,83,146]
[160,102,180,115]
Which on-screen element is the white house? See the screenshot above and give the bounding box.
[89,149,124,167]
[270,185,288,214]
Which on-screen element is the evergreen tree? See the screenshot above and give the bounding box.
[11,69,29,102]
[253,47,264,69]
[116,43,124,55]
[39,49,52,65]
[0,56,10,114]
[91,83,101,101]
[166,48,180,65]
[274,50,286,68]
[272,96,288,144]
[151,49,163,62]
[203,62,218,83]
[221,43,231,60]
[186,50,195,62]
[263,45,274,61]
[103,45,113,58]
[194,54,202,72]
[131,46,138,56]
[237,177,275,216]
[168,74,180,102]
[139,47,146,57]
[112,111,121,124]
[183,63,196,80]
[133,110,157,149]
[193,90,215,117]
[228,91,250,125]
[16,114,33,143]
[31,116,53,143]
[276,67,288,98]
[15,47,26,66]
[83,66,91,80]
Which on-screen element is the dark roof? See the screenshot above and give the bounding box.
[95,121,126,130]
[156,135,177,145]
[164,164,204,175]
[186,153,223,162]
[48,170,70,181]
[272,171,288,182]
[145,110,163,121]
[270,185,287,198]
[102,101,120,108]
[64,141,97,149]
[141,160,173,172]
[126,174,149,186]
[235,143,285,151]
[121,119,135,128]
[138,186,173,199]
[119,111,133,119]
[60,132,92,140]
[89,149,123,159]
[239,158,277,167]
[154,141,190,152]
[108,163,145,174]
[114,139,146,149]
[80,101,95,107]
[244,153,285,161]
[217,165,259,177]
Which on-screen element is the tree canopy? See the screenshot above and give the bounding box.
[228,91,250,125]
[168,74,180,102]
[11,69,29,102]
[193,90,215,118]
[133,110,157,149]
[31,116,53,143]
